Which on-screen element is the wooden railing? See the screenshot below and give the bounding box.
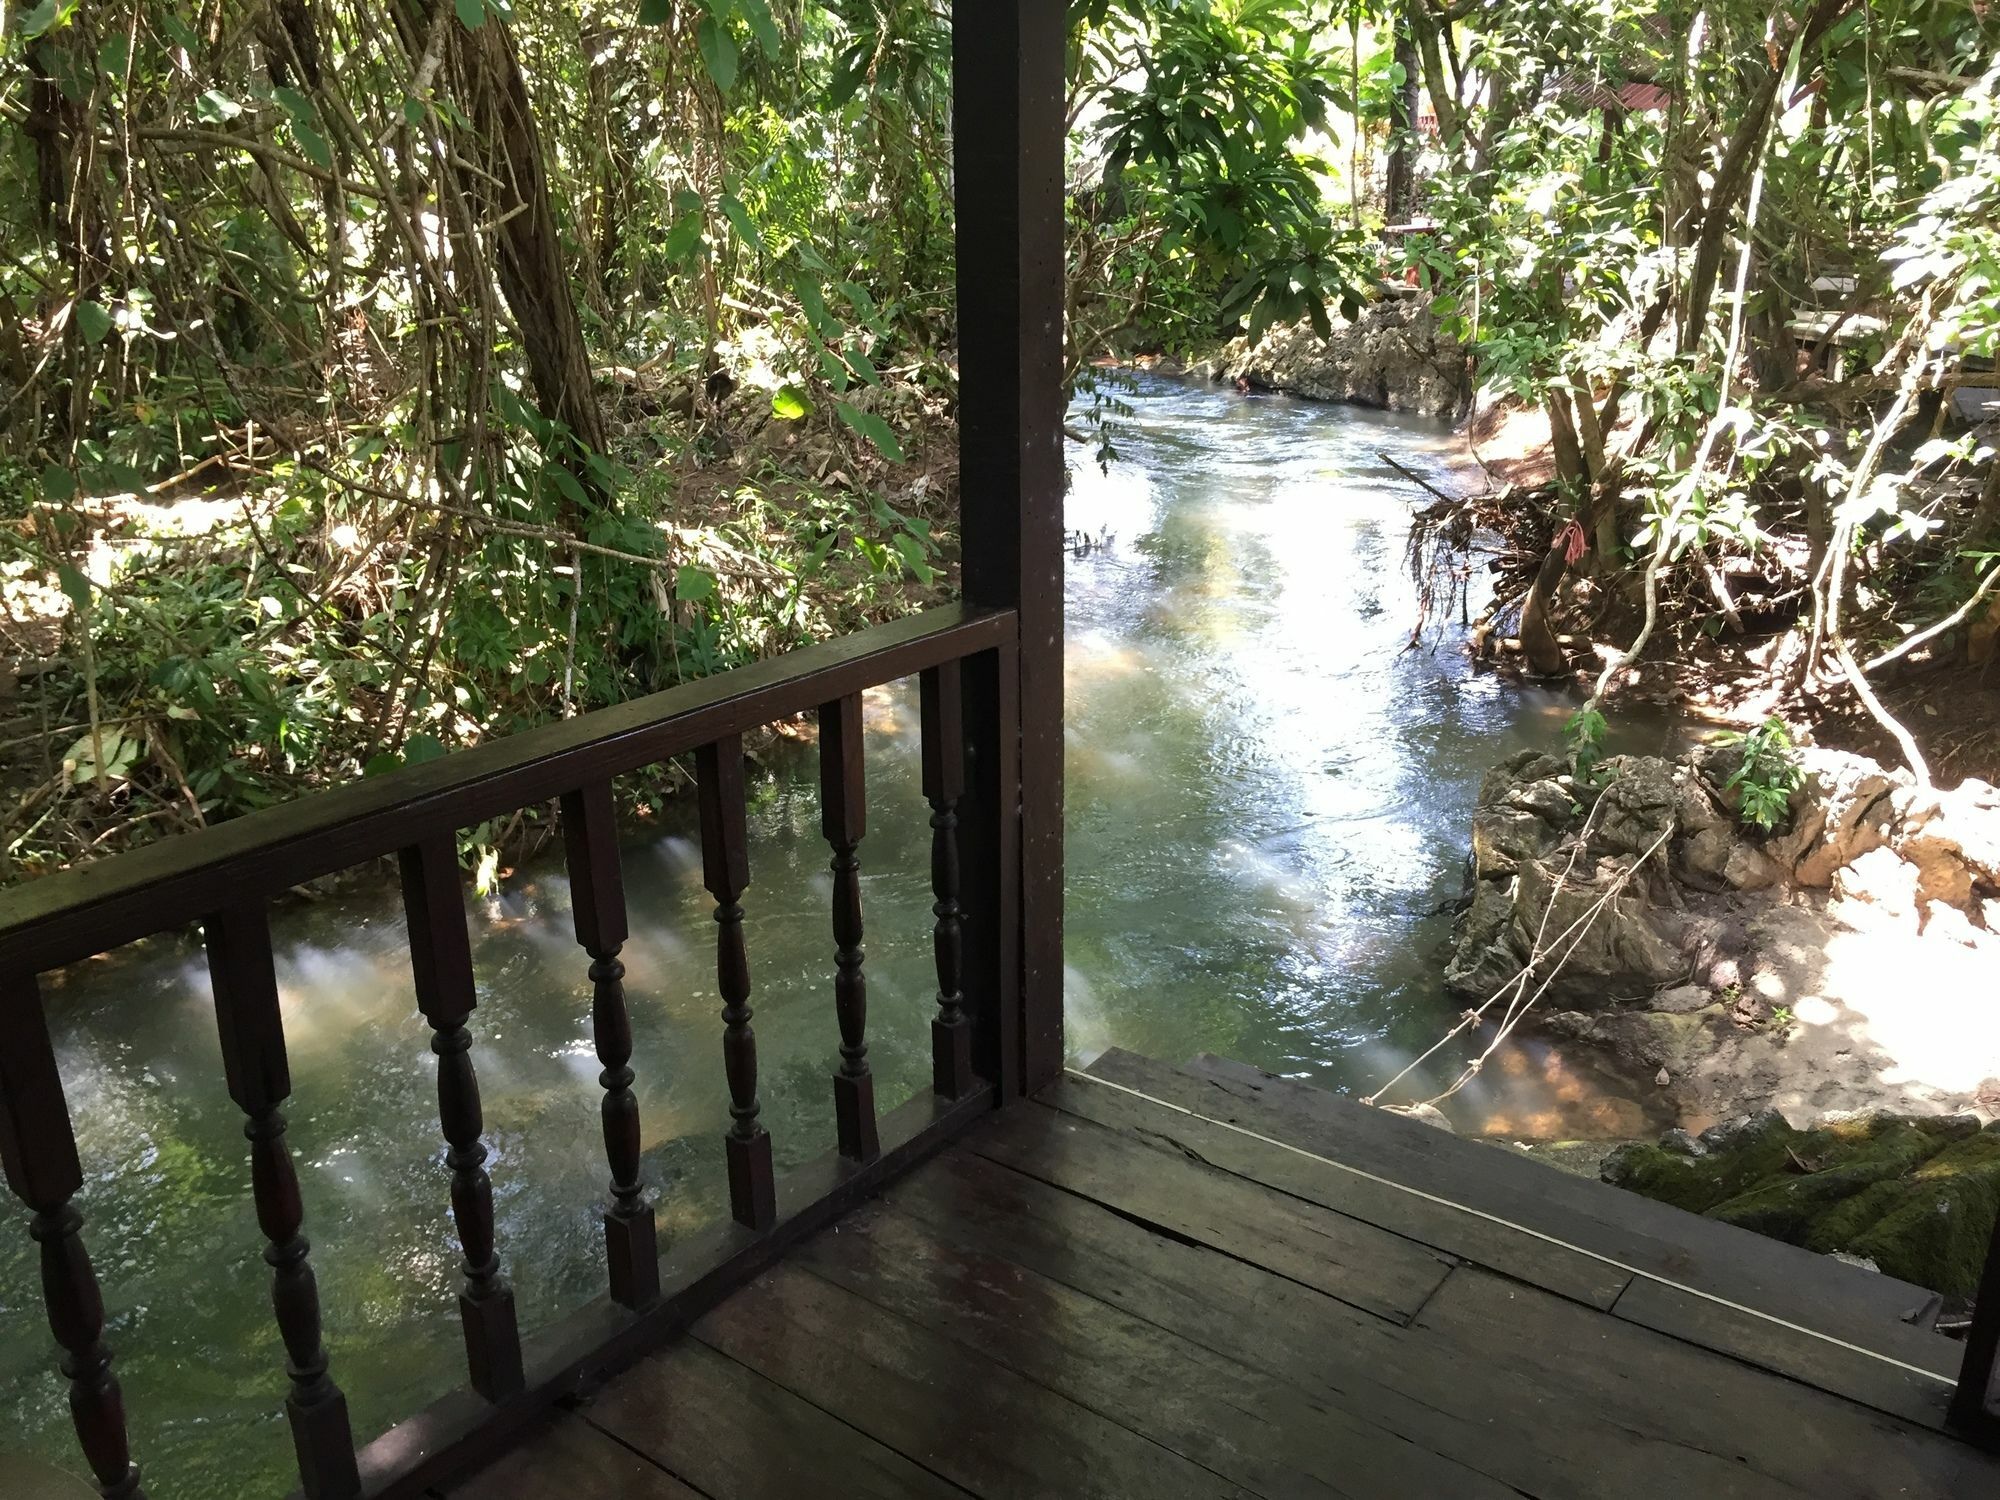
[0,603,1023,1500]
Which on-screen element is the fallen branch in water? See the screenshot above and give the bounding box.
[1379,450,1461,507]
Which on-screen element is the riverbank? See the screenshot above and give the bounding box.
[1445,739,2000,1131]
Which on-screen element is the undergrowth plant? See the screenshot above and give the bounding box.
[1716,717,1806,833]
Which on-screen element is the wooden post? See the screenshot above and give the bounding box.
[398,835,526,1402]
[558,782,661,1310]
[953,0,1067,1095]
[204,904,361,1498]
[1952,1208,2000,1445]
[817,695,879,1162]
[0,974,144,1500]
[920,662,974,1100]
[696,735,777,1231]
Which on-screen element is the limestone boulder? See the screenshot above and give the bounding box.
[1212,295,1471,418]
[1776,750,1906,887]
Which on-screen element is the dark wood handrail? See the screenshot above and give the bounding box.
[0,600,1025,1500]
[0,604,1014,979]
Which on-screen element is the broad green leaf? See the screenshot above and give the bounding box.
[455,0,486,30]
[665,210,705,264]
[739,0,781,58]
[56,564,92,611]
[839,281,881,330]
[697,16,737,92]
[99,35,131,78]
[637,0,672,21]
[402,732,448,765]
[675,565,717,601]
[17,0,59,39]
[41,462,77,502]
[835,402,903,462]
[293,123,332,169]
[403,96,427,126]
[845,345,882,387]
[891,531,933,584]
[816,346,851,393]
[547,464,588,507]
[719,194,762,251]
[160,14,202,52]
[771,386,810,419]
[75,300,114,344]
[196,89,242,122]
[795,278,833,337]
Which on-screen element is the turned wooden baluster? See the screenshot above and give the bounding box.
[558,782,661,1309]
[695,735,777,1230]
[398,833,526,1400]
[921,662,974,1099]
[818,694,879,1162]
[0,973,144,1500]
[203,904,360,1499]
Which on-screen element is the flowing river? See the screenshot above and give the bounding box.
[1,377,1675,1496]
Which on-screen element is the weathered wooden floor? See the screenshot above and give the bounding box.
[446,1050,2000,1500]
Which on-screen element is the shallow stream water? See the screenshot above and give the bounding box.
[1,377,1675,1496]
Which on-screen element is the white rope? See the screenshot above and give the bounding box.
[1064,1067,1957,1388]
[1365,792,1665,1112]
[1411,821,1675,1113]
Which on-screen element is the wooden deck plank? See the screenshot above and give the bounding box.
[1409,1266,1998,1500]
[581,1337,963,1500]
[1105,1048,1951,1358]
[1612,1276,1956,1432]
[882,1143,2000,1500]
[966,1095,1455,1323]
[687,1259,1256,1500]
[457,1054,2000,1500]
[436,1412,705,1499]
[795,1191,1525,1499]
[1043,1066,1633,1310]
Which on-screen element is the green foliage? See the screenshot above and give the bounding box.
[1564,706,1608,786]
[1715,718,1806,833]
[1068,0,1373,362]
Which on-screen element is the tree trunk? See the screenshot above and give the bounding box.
[1385,20,1420,224]
[447,7,610,470]
[1973,459,2000,551]
[1679,0,1850,354]
[1545,387,1588,490]
[1405,0,1461,155]
[1520,540,1571,676]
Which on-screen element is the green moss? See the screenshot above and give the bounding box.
[1843,1132,2000,1295]
[1604,1111,1811,1214]
[1608,1114,2000,1294]
[1705,1118,1954,1245]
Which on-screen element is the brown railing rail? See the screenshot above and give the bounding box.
[0,603,1023,1500]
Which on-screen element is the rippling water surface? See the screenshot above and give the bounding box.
[1,377,1672,1495]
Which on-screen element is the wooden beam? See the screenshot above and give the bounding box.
[953,0,1067,1093]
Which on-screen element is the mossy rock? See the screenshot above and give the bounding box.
[1602,1109,1808,1214]
[1605,1111,1999,1293]
[1706,1117,1969,1244]
[1839,1131,2000,1296]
